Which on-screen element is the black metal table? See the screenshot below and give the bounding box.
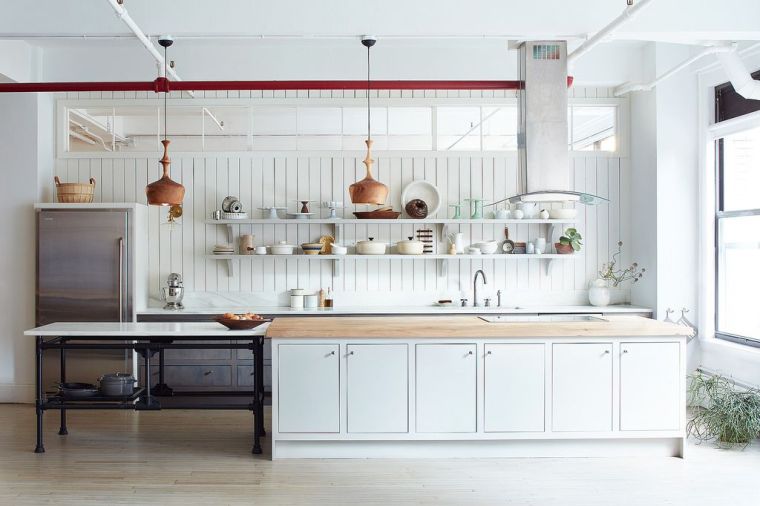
[27,323,267,455]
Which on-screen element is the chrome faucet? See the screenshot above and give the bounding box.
[473,269,487,307]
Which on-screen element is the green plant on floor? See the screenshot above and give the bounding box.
[687,372,760,447]
[559,228,583,252]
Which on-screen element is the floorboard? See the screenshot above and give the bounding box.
[0,404,757,505]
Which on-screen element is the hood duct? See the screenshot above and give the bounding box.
[504,41,607,206]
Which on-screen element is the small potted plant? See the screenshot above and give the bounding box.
[555,228,582,254]
[589,241,644,306]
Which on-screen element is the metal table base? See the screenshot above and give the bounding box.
[34,334,266,456]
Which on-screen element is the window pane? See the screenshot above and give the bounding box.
[201,106,250,151]
[437,107,480,151]
[721,126,760,212]
[297,107,341,135]
[68,106,161,152]
[570,106,616,152]
[717,215,760,340]
[388,107,431,135]
[482,106,517,151]
[342,107,387,135]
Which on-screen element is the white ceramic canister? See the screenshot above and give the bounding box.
[290,288,305,309]
[303,294,318,309]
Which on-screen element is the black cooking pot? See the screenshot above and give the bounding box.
[99,373,137,396]
[58,382,99,399]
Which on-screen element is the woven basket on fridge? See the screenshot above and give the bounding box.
[55,176,96,203]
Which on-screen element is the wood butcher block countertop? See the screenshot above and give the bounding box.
[266,315,693,339]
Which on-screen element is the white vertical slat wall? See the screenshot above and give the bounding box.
[52,89,630,304]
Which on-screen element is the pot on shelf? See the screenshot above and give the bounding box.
[99,373,137,397]
[555,242,574,254]
[355,237,386,255]
[395,236,424,255]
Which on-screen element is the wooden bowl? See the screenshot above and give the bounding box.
[216,317,271,330]
[353,210,402,219]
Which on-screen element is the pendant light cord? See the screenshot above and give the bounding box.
[366,44,371,142]
[163,46,168,142]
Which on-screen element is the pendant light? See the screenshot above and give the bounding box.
[348,36,389,206]
[146,35,185,206]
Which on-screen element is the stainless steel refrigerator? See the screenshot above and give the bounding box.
[36,205,148,386]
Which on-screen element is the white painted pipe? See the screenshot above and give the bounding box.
[105,0,185,85]
[716,47,760,100]
[613,44,735,96]
[568,0,656,67]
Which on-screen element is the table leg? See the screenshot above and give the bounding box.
[257,337,266,438]
[58,347,68,436]
[151,349,174,397]
[251,337,263,455]
[34,336,45,454]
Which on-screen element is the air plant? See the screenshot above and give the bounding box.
[598,241,644,287]
[687,372,760,447]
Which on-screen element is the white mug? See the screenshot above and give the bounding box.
[512,209,524,220]
[254,246,268,255]
[535,237,546,255]
[495,209,510,220]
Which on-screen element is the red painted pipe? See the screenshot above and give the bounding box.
[0,77,573,93]
[0,79,521,94]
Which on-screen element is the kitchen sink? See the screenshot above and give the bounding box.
[479,315,606,323]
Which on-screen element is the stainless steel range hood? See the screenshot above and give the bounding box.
[506,41,607,206]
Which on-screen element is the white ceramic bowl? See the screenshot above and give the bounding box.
[549,208,578,220]
[269,240,296,255]
[330,243,348,255]
[466,247,482,255]
[401,180,441,217]
[475,241,499,254]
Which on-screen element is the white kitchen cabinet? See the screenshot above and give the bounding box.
[552,343,613,432]
[347,344,408,433]
[484,344,545,432]
[416,344,477,433]
[278,344,340,433]
[620,342,681,431]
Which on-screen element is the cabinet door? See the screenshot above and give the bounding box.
[347,344,408,433]
[552,343,613,432]
[484,344,545,432]
[278,344,340,433]
[620,342,681,431]
[416,344,476,433]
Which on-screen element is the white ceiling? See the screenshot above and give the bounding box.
[2,0,759,85]
[3,0,759,44]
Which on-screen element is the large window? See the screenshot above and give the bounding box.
[716,125,760,344]
[62,102,617,154]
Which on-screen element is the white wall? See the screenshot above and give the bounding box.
[0,92,54,402]
[51,89,629,309]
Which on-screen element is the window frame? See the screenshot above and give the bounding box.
[55,95,626,159]
[713,123,760,347]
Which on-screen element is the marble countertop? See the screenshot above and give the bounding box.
[25,322,269,337]
[138,304,652,316]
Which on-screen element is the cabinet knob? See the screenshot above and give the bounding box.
[468,351,473,355]
[486,350,492,355]
[622,349,629,354]
[603,350,610,355]
[329,351,335,356]
[348,351,355,356]
[203,370,213,376]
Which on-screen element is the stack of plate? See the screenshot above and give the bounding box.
[213,244,235,255]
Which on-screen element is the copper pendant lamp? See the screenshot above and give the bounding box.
[146,36,185,206]
[348,36,388,206]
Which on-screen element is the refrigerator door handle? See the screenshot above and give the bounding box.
[118,237,124,323]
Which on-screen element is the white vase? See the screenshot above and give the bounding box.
[588,279,611,307]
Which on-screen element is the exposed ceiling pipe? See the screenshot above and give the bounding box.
[613,43,735,96]
[0,79,523,93]
[567,0,656,67]
[105,0,193,97]
[202,107,224,131]
[716,46,760,100]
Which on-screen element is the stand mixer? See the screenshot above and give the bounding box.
[161,273,185,310]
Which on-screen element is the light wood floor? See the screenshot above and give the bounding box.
[1,405,758,506]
